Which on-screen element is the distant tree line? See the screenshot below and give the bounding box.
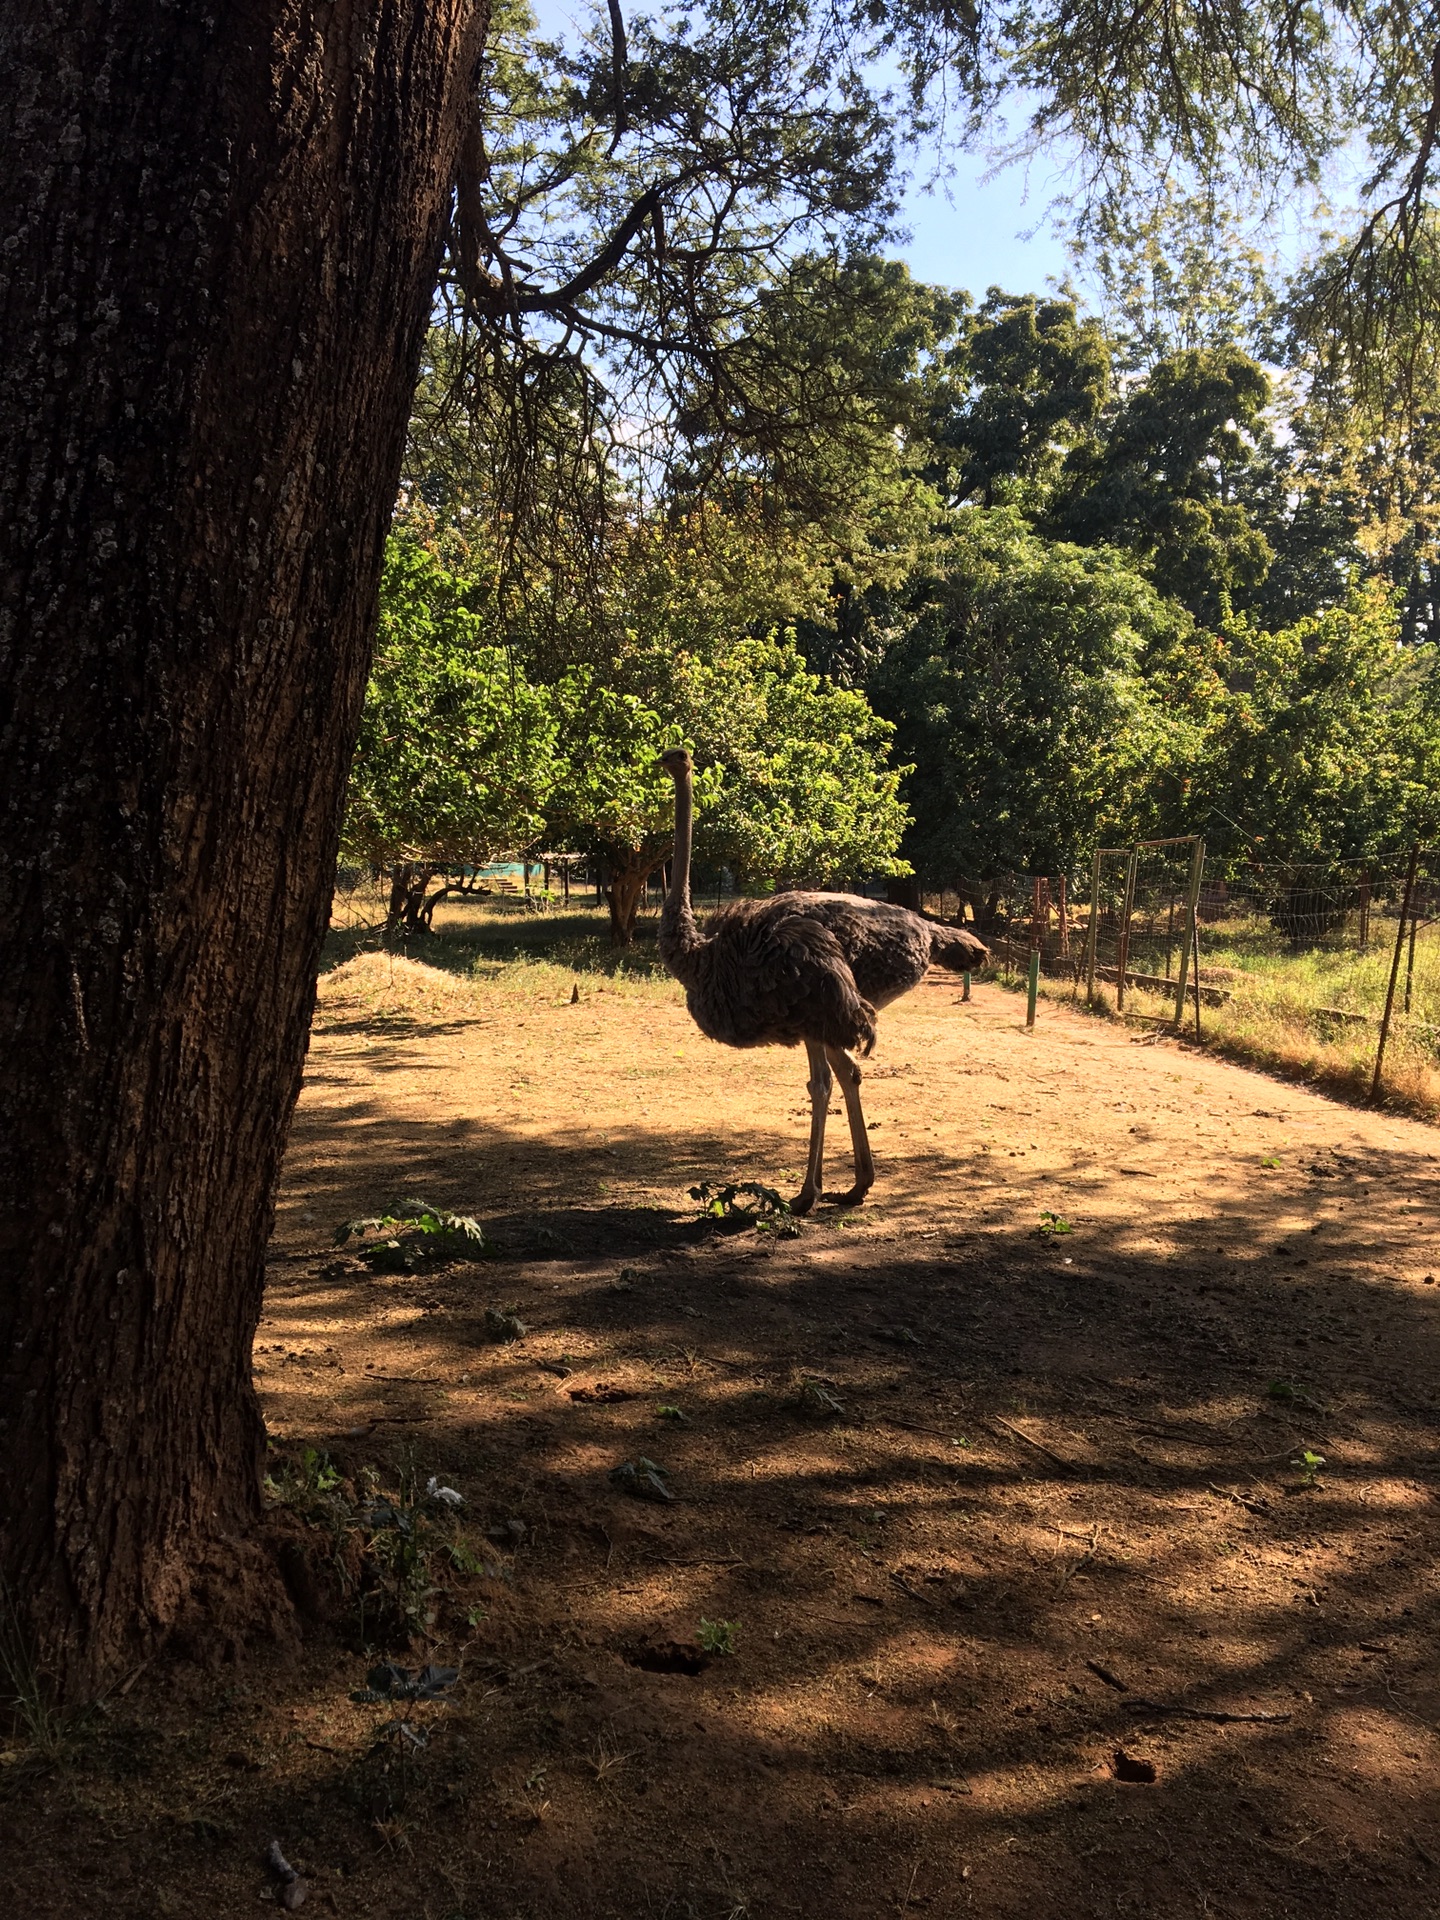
[354,216,1440,921]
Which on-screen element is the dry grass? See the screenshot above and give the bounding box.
[317,895,685,1035]
[1022,971,1440,1122]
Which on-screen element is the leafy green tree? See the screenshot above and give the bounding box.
[542,675,700,943]
[697,637,912,890]
[1280,225,1440,645]
[872,510,1206,889]
[925,291,1111,510]
[1193,590,1440,863]
[1048,346,1275,624]
[548,635,910,942]
[342,530,558,934]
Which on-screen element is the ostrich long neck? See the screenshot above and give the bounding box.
[659,765,704,973]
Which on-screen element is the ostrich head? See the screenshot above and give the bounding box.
[659,746,692,779]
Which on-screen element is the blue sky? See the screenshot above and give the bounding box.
[892,145,1074,299]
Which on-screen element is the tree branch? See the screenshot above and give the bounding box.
[607,0,630,152]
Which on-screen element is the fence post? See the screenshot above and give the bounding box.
[1026,948,1040,1029]
[1115,846,1140,1012]
[1372,844,1421,1103]
[1172,837,1206,1029]
[1084,849,1102,1005]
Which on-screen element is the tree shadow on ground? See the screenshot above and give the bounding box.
[230,1102,1440,1920]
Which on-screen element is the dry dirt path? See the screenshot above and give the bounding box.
[14,961,1438,1920]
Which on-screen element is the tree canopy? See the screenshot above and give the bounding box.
[342,532,557,885]
[345,511,912,943]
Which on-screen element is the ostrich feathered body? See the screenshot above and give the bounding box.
[660,890,988,1056]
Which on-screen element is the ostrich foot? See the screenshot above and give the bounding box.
[790,1184,819,1217]
[823,1185,871,1208]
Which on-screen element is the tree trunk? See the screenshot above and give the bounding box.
[606,866,651,946]
[0,0,489,1697]
[387,863,439,937]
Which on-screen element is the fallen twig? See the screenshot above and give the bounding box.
[889,1571,937,1607]
[990,1415,1080,1472]
[1208,1482,1270,1513]
[1126,1698,1291,1725]
[1086,1660,1129,1692]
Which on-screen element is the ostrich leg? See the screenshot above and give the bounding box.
[792,1041,833,1216]
[824,1046,875,1206]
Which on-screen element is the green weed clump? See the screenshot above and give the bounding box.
[265,1447,501,1648]
[698,1618,739,1656]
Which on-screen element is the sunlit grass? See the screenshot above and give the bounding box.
[1015,923,1440,1121]
[317,894,685,1031]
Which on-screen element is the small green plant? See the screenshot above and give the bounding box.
[1038,1211,1075,1237]
[1268,1378,1326,1412]
[656,1404,689,1422]
[1260,1156,1282,1170]
[335,1199,485,1273]
[263,1444,347,1519]
[0,1579,65,1763]
[266,1447,491,1647]
[689,1181,798,1236]
[698,1618,739,1656]
[1292,1449,1326,1488]
[796,1377,845,1418]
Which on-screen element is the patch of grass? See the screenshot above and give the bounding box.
[587,1726,634,1782]
[324,896,685,992]
[0,1579,65,1765]
[1006,930,1440,1122]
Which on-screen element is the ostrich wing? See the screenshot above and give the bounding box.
[683,899,878,1055]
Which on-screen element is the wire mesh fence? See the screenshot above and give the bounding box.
[918,844,1440,1111]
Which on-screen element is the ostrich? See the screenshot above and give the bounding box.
[657,747,989,1214]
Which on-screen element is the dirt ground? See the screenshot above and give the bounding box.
[9,951,1440,1918]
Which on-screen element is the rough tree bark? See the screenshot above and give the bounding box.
[0,0,489,1696]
